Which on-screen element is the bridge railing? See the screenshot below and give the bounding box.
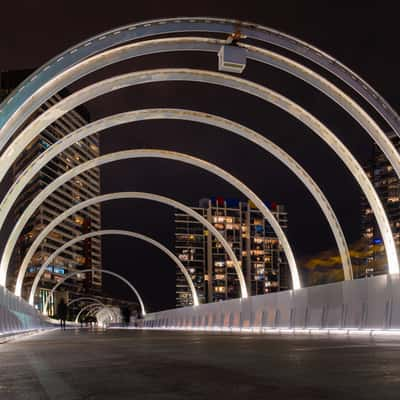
[143,274,400,332]
[0,285,49,336]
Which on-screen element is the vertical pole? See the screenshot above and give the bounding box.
[245,204,251,295]
[207,202,213,303]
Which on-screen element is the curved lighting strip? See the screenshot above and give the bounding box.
[67,296,104,307]
[44,268,146,316]
[28,229,199,306]
[0,18,398,148]
[18,192,246,301]
[0,38,397,207]
[0,38,395,280]
[76,304,115,324]
[85,305,107,318]
[67,298,115,322]
[96,307,118,325]
[92,306,119,324]
[0,37,396,191]
[75,303,104,323]
[11,149,295,295]
[0,26,395,277]
[2,68,396,278]
[2,107,351,281]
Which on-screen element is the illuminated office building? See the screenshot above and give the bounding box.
[0,70,102,313]
[175,197,289,307]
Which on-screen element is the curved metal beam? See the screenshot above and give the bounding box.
[8,155,299,297]
[75,303,103,323]
[95,307,118,325]
[2,37,398,196]
[28,229,199,306]
[5,106,352,281]
[0,37,395,279]
[0,37,395,190]
[91,306,118,324]
[44,268,146,316]
[67,296,104,307]
[0,23,396,280]
[13,146,301,298]
[69,298,115,323]
[0,17,398,151]
[16,192,246,301]
[86,306,103,318]
[2,67,396,280]
[0,37,394,280]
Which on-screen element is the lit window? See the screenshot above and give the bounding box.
[74,216,84,225]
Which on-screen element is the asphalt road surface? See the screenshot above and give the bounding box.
[0,328,399,399]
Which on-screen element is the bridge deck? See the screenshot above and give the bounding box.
[0,328,398,399]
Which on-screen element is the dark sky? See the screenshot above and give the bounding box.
[1,1,399,311]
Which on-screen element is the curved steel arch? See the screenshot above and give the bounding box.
[0,36,396,191]
[75,303,104,323]
[74,302,116,324]
[85,306,104,319]
[67,296,104,307]
[0,41,396,279]
[0,21,396,280]
[44,268,146,316]
[16,192,246,301]
[96,307,120,325]
[90,306,119,324]
[2,106,351,281]
[28,229,200,306]
[10,147,301,298]
[12,148,297,294]
[0,17,398,151]
[3,67,397,279]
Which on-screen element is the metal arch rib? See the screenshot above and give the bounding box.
[3,106,351,281]
[0,39,395,277]
[11,148,291,296]
[9,148,298,295]
[0,39,397,279]
[0,37,398,187]
[96,307,119,325]
[74,303,104,323]
[44,268,146,317]
[0,18,398,147]
[28,229,200,306]
[66,299,115,324]
[1,61,394,283]
[66,297,105,307]
[3,82,396,283]
[17,192,248,302]
[79,305,113,323]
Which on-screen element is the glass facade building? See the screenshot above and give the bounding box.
[175,197,289,307]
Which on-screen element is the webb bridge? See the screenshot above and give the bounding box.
[1,17,400,336]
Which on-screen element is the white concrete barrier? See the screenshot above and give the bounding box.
[0,285,49,336]
[143,275,400,332]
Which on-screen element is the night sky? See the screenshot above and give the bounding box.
[1,2,399,311]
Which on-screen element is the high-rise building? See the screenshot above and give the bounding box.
[175,197,289,307]
[361,131,400,277]
[0,70,102,313]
